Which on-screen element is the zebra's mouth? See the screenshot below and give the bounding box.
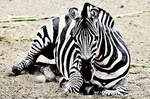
[80,58,93,81]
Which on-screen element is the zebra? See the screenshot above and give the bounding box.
[7,3,130,96]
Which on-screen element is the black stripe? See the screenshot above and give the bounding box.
[104,13,109,26]
[37,32,42,38]
[32,43,41,50]
[101,10,105,24]
[52,17,59,43]
[31,46,39,52]
[33,39,42,48]
[96,30,105,60]
[81,3,89,19]
[41,25,51,44]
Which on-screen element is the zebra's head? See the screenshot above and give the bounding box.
[69,3,100,81]
[70,3,100,63]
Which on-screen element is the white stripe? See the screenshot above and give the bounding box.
[98,11,103,25]
[46,20,54,43]
[109,18,113,27]
[66,20,75,38]
[104,32,108,56]
[44,37,50,46]
[102,13,106,29]
[96,31,103,60]
[57,15,66,42]
[106,16,110,27]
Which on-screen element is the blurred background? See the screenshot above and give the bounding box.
[0,0,150,98]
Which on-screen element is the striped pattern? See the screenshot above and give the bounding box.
[11,3,130,95]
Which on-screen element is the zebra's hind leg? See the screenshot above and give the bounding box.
[6,25,53,76]
[102,78,128,96]
[90,78,128,96]
[6,59,35,76]
[6,43,41,76]
[36,66,56,83]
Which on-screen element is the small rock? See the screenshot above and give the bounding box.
[120,5,124,8]
[36,75,46,83]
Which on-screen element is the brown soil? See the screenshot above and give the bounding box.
[0,0,150,99]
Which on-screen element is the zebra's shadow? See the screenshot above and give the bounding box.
[25,62,60,76]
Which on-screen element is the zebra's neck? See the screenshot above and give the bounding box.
[94,26,123,68]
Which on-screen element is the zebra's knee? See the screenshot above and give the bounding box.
[59,76,83,94]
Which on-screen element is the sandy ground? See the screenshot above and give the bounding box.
[0,0,150,98]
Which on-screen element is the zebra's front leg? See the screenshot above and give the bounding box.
[59,70,83,94]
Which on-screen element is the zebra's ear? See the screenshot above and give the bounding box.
[90,8,100,20]
[82,3,100,19]
[82,3,114,28]
[69,7,79,19]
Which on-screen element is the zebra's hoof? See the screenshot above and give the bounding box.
[59,77,68,88]
[12,66,21,75]
[5,66,15,76]
[5,66,21,76]
[59,77,70,92]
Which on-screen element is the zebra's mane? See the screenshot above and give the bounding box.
[98,8,114,28]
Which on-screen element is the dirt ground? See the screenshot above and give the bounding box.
[0,0,150,99]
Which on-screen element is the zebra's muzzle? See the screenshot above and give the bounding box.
[80,57,93,81]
